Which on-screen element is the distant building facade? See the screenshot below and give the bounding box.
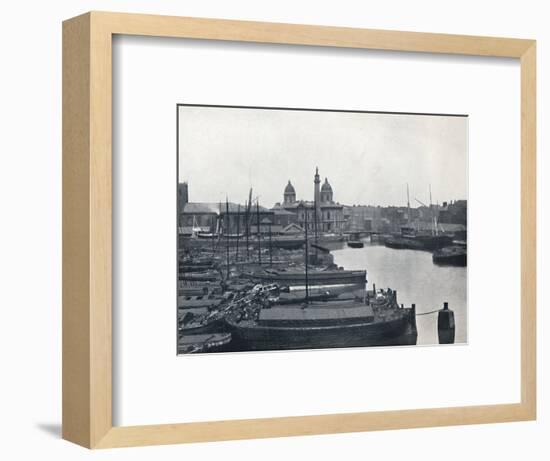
[438,200,467,225]
[179,197,274,236]
[343,205,377,232]
[178,182,189,205]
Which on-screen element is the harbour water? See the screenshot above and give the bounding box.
[331,238,467,345]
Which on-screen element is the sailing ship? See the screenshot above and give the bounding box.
[385,185,453,251]
[385,226,454,250]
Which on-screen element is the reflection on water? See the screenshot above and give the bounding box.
[331,239,467,345]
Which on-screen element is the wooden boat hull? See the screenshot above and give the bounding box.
[178,263,215,272]
[385,237,424,250]
[196,232,219,239]
[385,235,453,251]
[243,269,366,287]
[178,332,232,354]
[225,313,414,351]
[414,235,454,250]
[179,271,221,282]
[180,318,227,336]
[432,249,467,266]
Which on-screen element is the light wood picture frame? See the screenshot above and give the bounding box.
[62,11,536,449]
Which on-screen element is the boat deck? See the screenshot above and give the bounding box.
[259,304,375,326]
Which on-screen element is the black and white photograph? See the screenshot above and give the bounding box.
[177,104,468,354]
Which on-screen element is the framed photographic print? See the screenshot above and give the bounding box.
[62,11,536,448]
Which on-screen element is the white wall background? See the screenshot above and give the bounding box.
[0,0,546,459]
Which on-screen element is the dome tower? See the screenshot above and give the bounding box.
[284,180,296,204]
[321,178,333,203]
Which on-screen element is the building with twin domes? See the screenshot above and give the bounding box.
[272,168,344,233]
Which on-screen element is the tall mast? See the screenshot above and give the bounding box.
[245,200,249,260]
[225,198,230,279]
[217,201,222,253]
[304,205,310,304]
[211,208,216,254]
[235,204,240,262]
[429,184,436,236]
[313,196,319,260]
[313,167,320,259]
[212,214,215,254]
[256,200,261,265]
[246,188,252,260]
[269,219,273,267]
[406,183,411,226]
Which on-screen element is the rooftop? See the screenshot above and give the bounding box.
[280,200,343,209]
[270,205,296,215]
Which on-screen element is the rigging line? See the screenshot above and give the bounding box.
[415,309,442,316]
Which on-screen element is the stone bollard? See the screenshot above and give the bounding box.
[438,302,455,344]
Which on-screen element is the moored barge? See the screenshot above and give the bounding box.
[242,268,367,287]
[225,289,417,351]
[432,246,467,266]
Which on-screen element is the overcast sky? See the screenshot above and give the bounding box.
[178,105,467,208]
